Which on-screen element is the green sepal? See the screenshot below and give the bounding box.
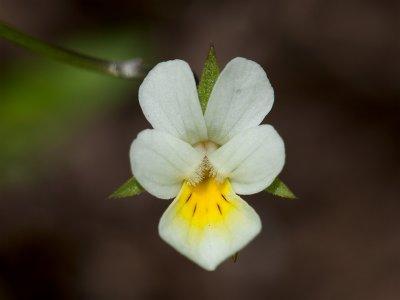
[266,178,296,199]
[109,177,144,199]
[197,45,220,112]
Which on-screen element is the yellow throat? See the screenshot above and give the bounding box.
[174,177,236,229]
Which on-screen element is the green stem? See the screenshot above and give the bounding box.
[0,20,143,79]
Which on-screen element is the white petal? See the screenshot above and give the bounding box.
[204,57,274,145]
[139,60,207,145]
[159,179,261,271]
[130,129,204,199]
[208,125,285,195]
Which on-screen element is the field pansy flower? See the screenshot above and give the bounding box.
[130,58,285,271]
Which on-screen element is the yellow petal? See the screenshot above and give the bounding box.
[158,178,261,271]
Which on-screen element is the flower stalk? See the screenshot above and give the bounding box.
[0,20,144,79]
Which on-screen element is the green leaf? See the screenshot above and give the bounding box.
[197,45,220,112]
[109,177,144,199]
[266,178,296,199]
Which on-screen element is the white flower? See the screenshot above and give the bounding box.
[130,58,285,271]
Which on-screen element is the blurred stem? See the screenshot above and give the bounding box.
[0,20,144,79]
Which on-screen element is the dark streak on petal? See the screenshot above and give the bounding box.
[221,194,229,203]
[217,204,222,215]
[192,203,197,217]
[185,193,192,204]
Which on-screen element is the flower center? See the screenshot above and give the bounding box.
[188,141,219,185]
[194,141,218,155]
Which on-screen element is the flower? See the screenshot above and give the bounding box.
[130,58,285,271]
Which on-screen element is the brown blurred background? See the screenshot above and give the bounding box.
[0,0,399,299]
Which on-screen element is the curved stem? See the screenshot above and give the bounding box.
[0,20,144,79]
